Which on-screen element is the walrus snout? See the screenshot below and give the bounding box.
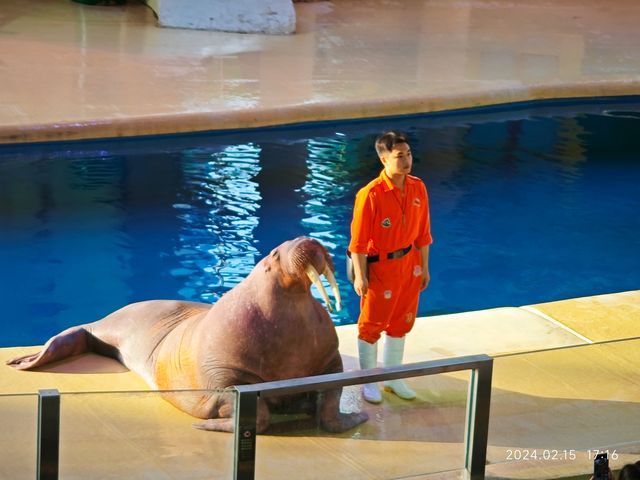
[285,237,341,313]
[284,237,330,272]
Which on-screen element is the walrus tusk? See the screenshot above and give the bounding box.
[306,265,333,313]
[323,266,341,312]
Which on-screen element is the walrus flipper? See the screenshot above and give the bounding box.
[317,354,369,433]
[193,418,235,432]
[6,326,92,370]
[318,388,369,433]
[193,396,271,433]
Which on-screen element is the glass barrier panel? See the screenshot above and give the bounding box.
[58,389,237,479]
[487,338,640,479]
[0,393,38,479]
[250,372,471,479]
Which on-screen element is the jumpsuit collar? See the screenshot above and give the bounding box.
[380,169,414,192]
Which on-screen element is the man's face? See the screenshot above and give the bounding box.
[381,142,412,176]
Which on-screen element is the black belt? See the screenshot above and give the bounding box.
[348,245,412,264]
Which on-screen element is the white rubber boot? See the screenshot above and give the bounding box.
[383,336,417,400]
[358,339,382,404]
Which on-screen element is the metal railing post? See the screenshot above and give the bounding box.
[37,389,60,480]
[464,359,493,479]
[233,390,258,480]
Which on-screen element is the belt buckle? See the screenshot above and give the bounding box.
[388,246,410,260]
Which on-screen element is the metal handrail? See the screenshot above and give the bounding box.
[233,354,493,480]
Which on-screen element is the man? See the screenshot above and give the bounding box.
[349,131,432,403]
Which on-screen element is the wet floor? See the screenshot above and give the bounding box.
[2,0,640,143]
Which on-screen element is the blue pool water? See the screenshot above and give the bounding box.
[1,99,640,347]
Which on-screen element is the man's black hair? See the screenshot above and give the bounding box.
[375,131,409,157]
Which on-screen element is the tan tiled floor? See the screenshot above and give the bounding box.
[1,0,640,143]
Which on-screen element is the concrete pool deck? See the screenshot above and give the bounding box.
[1,290,639,479]
[2,0,640,144]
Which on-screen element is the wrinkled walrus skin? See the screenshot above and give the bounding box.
[7,237,368,433]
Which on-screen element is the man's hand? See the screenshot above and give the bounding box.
[419,245,430,291]
[351,252,369,297]
[420,270,430,291]
[354,275,369,297]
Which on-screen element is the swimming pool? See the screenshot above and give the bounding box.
[1,99,639,347]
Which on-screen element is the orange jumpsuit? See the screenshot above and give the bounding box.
[349,169,432,343]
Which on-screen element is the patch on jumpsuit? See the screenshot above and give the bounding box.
[406,312,414,323]
[413,265,422,277]
[383,290,392,300]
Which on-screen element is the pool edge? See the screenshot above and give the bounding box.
[3,83,640,145]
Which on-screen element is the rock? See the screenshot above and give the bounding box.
[148,0,297,34]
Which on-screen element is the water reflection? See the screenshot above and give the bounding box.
[252,141,308,258]
[174,144,261,302]
[301,134,369,323]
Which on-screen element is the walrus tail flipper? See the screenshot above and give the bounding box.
[6,326,91,370]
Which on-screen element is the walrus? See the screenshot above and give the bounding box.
[7,237,368,433]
